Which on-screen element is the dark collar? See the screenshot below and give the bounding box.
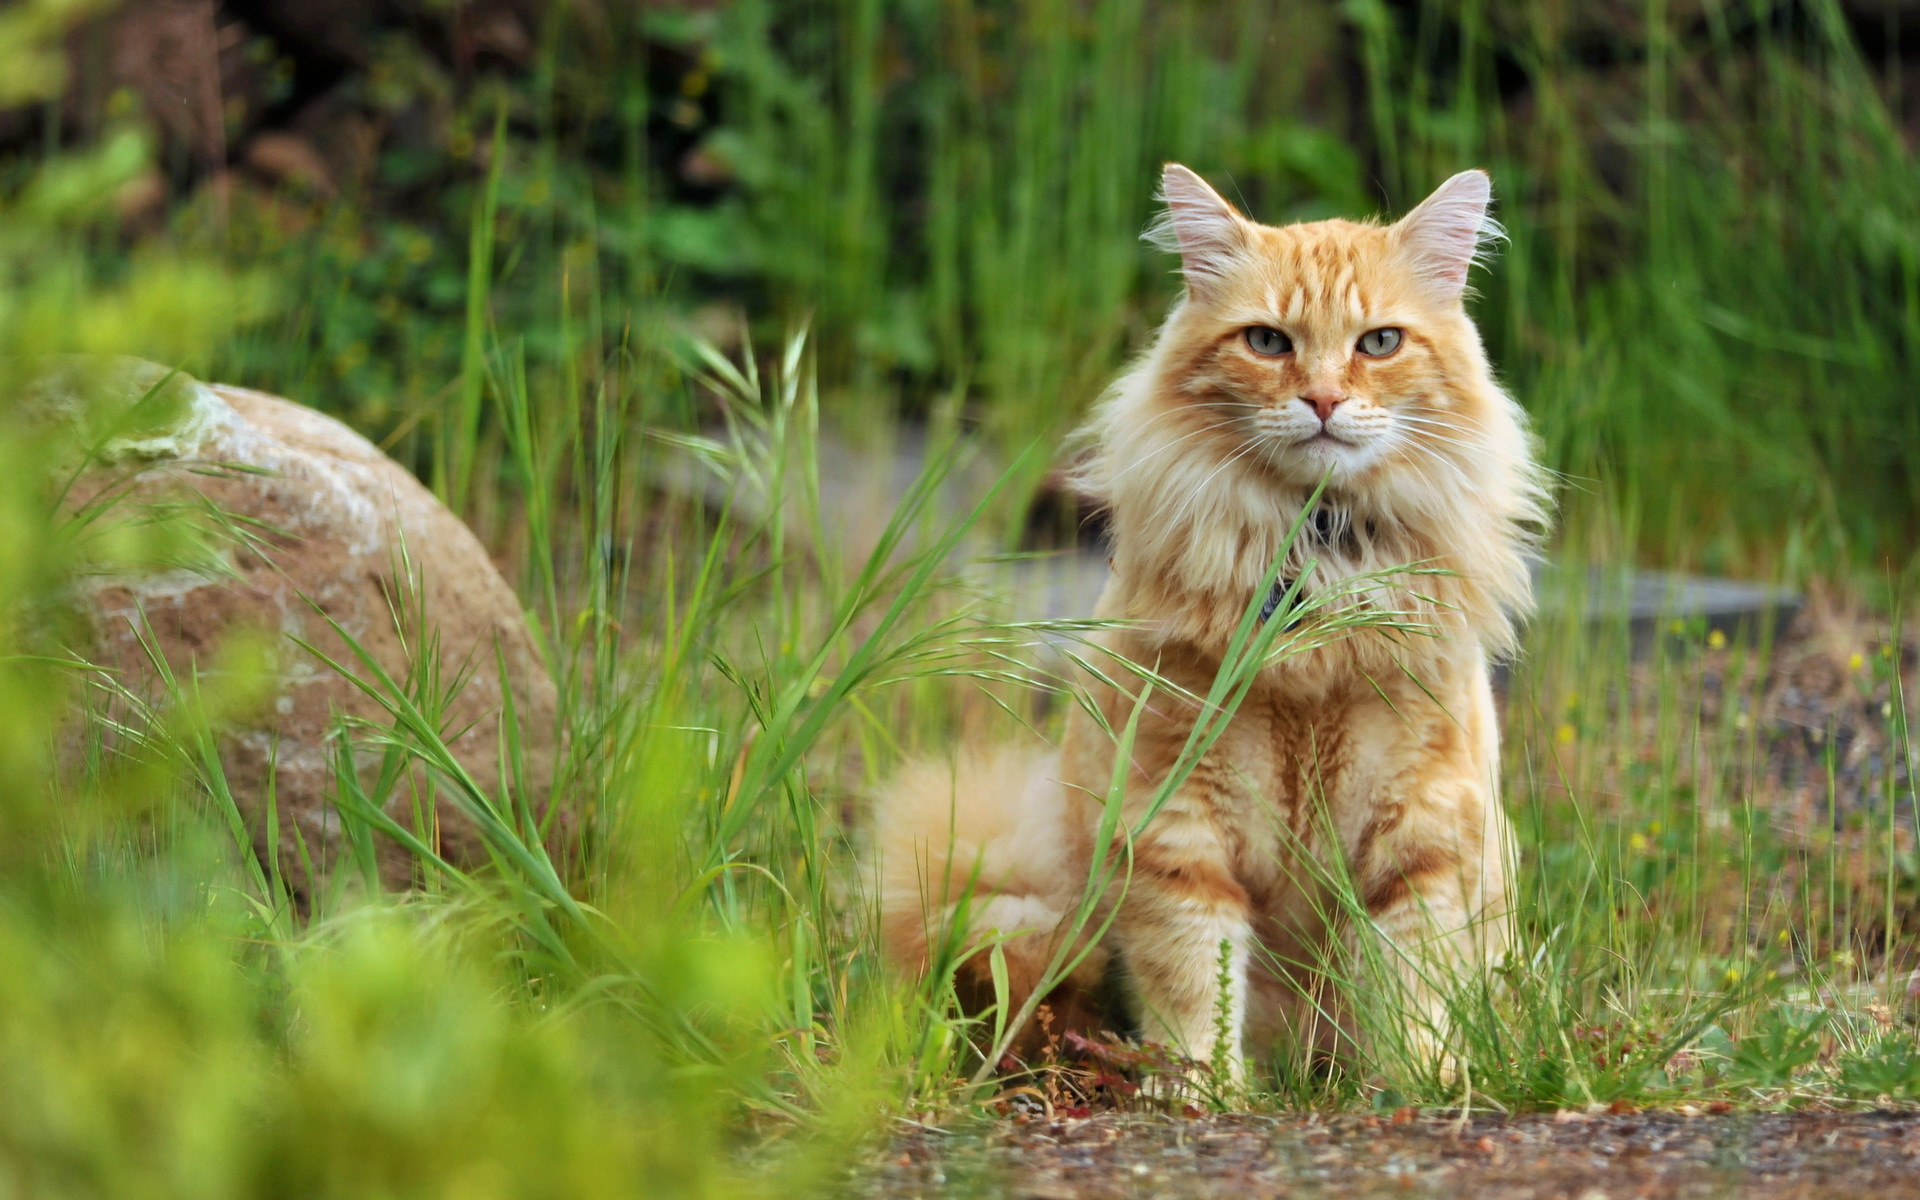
[1259,575,1300,628]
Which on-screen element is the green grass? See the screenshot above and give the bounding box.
[204,0,1920,582]
[2,0,1919,1194]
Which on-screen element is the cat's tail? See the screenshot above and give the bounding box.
[872,743,1111,1045]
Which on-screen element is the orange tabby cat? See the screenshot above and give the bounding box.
[876,165,1549,1081]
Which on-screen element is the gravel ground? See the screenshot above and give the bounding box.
[875,1109,1920,1199]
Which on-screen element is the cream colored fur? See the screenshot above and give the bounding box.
[873,745,1109,1039]
[875,164,1550,1083]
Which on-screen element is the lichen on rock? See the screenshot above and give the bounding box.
[20,355,229,467]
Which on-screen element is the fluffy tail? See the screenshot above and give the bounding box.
[872,743,1111,1048]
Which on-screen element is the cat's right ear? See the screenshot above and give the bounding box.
[1147,164,1246,298]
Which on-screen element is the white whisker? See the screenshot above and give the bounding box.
[1392,412,1491,442]
[1386,431,1477,492]
[1161,438,1265,538]
[1105,418,1243,485]
[1389,416,1495,463]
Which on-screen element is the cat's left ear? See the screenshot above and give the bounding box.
[1392,169,1502,301]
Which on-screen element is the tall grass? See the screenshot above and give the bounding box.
[202,1,1920,574]
[188,3,1915,585]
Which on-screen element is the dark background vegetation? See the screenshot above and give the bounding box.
[29,0,1920,580]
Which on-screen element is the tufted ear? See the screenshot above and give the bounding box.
[1146,164,1248,298]
[1392,169,1502,301]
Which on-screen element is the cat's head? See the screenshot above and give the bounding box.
[1080,166,1548,665]
[1142,164,1506,490]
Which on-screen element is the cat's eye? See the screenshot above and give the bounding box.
[1357,327,1403,357]
[1245,327,1292,356]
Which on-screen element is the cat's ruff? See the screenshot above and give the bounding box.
[875,165,1550,1082]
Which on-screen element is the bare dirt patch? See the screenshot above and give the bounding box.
[875,1109,1920,1199]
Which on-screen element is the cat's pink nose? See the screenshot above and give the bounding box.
[1299,391,1346,423]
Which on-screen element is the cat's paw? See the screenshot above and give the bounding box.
[1138,1068,1202,1105]
[1139,1057,1248,1107]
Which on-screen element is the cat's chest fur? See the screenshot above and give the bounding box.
[1060,618,1490,900]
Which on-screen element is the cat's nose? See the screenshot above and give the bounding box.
[1299,391,1346,423]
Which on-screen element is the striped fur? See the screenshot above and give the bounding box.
[875,165,1549,1081]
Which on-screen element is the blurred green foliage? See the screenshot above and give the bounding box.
[0,4,774,1195]
[184,0,1920,578]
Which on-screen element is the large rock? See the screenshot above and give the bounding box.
[52,361,558,898]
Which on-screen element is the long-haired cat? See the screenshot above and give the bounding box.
[875,165,1549,1082]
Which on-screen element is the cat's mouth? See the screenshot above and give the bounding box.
[1278,428,1381,477]
[1258,427,1379,478]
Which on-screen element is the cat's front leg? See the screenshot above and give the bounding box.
[1118,809,1252,1089]
[1357,781,1510,1084]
